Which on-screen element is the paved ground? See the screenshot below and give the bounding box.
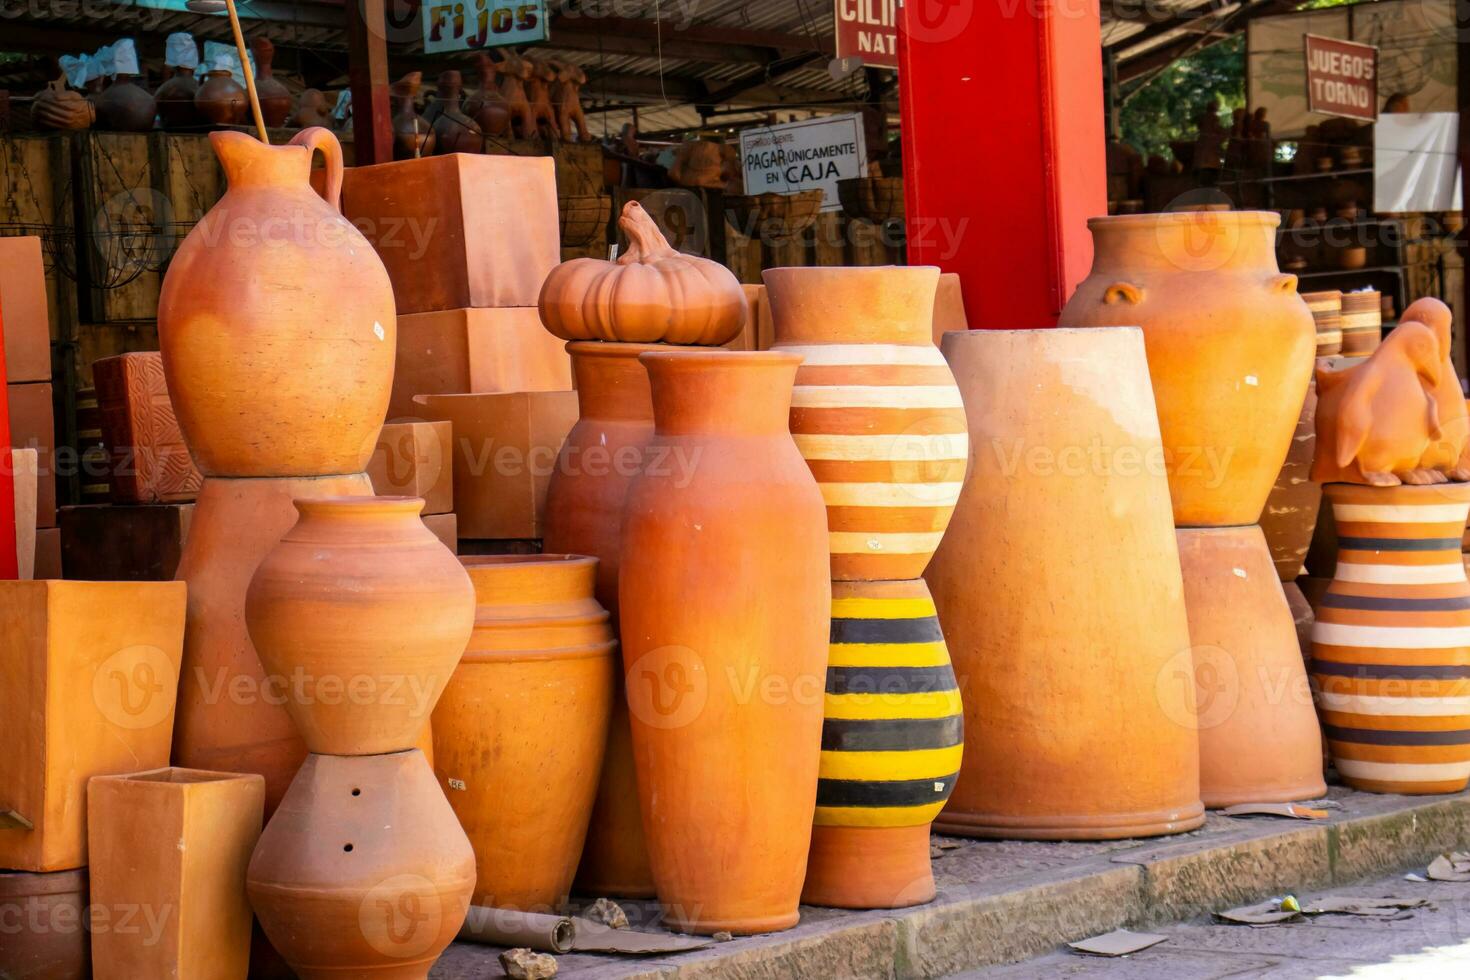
[968,871,1470,978]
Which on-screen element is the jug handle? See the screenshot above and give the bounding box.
[291,126,343,212]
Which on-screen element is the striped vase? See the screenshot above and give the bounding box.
[1339,290,1382,356]
[1302,290,1343,357]
[1311,482,1470,795]
[802,579,962,909]
[765,266,968,581]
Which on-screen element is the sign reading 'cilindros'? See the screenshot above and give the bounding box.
[835,0,900,69]
[1304,34,1378,122]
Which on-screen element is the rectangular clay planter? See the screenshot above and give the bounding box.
[388,307,572,421]
[88,768,263,980]
[335,154,560,314]
[93,351,203,505]
[413,390,578,539]
[932,272,969,347]
[0,236,53,383]
[367,421,454,515]
[424,512,458,554]
[59,503,193,581]
[13,447,37,579]
[0,580,187,871]
[9,381,56,527]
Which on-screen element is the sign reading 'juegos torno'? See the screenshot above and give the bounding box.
[1304,34,1378,122]
[835,0,899,70]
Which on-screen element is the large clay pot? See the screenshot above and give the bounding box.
[194,69,247,126]
[1312,483,1470,795]
[158,128,395,477]
[432,556,615,911]
[619,350,830,934]
[543,340,676,899]
[251,37,293,129]
[926,328,1204,839]
[247,750,475,980]
[1176,525,1326,807]
[0,869,90,979]
[765,266,967,581]
[1059,211,1316,527]
[94,75,155,132]
[154,67,200,129]
[1259,379,1321,580]
[246,496,474,756]
[802,579,961,910]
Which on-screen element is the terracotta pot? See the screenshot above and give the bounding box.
[1176,526,1327,807]
[391,72,434,161]
[0,869,90,979]
[543,341,673,898]
[432,555,615,911]
[154,67,199,128]
[246,496,474,756]
[194,69,246,126]
[430,71,482,155]
[619,350,830,934]
[1312,483,1470,794]
[172,475,373,814]
[0,581,186,872]
[158,128,395,477]
[247,750,475,980]
[1059,211,1316,527]
[94,75,155,132]
[87,768,264,979]
[765,266,967,581]
[32,78,94,130]
[926,328,1204,839]
[1340,290,1382,356]
[1259,379,1321,581]
[801,579,961,910]
[251,38,293,129]
[1337,245,1368,271]
[1302,290,1343,356]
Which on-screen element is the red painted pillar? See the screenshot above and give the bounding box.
[899,0,1108,328]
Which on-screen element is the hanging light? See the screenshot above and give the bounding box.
[184,0,229,12]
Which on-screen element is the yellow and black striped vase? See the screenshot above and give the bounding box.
[802,579,963,909]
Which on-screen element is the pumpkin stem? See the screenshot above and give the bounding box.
[618,201,676,264]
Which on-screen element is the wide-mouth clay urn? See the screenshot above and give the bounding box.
[1059,211,1316,527]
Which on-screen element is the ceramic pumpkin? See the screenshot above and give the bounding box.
[537,201,745,345]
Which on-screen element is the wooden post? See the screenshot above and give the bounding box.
[346,0,393,165]
[1458,7,1470,379]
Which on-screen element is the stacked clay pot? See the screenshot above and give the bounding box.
[158,127,396,814]
[1060,211,1326,809]
[927,328,1204,838]
[245,496,476,977]
[1302,290,1343,356]
[432,555,616,910]
[765,265,965,909]
[1340,289,1383,356]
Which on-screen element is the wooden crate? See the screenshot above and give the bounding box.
[0,134,77,349]
[76,133,161,323]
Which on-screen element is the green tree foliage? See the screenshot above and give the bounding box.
[1119,35,1246,161]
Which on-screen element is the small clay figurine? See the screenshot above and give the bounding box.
[550,59,588,142]
[431,70,482,155]
[499,52,535,139]
[1401,298,1470,480]
[524,57,561,139]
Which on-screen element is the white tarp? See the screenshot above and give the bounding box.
[1374,112,1462,213]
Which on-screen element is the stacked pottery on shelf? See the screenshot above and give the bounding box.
[766,266,967,909]
[1302,290,1343,357]
[1340,289,1384,357]
[1310,298,1470,795]
[1059,210,1326,809]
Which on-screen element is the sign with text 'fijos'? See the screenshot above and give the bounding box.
[739,114,868,212]
[422,0,548,54]
[835,0,899,70]
[1304,34,1378,122]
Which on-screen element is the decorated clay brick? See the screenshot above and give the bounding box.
[93,352,203,505]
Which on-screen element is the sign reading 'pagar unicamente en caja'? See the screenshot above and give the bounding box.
[835,0,899,69]
[1304,34,1378,122]
[739,114,868,211]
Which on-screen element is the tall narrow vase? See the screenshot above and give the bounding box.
[1312,483,1470,794]
[619,351,830,934]
[926,328,1204,838]
[766,266,966,581]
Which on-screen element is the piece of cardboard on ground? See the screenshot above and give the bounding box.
[1067,929,1167,957]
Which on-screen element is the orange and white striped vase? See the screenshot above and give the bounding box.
[1311,482,1470,795]
[765,265,968,582]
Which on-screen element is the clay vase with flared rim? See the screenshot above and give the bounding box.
[158,128,395,477]
[619,350,831,935]
[1312,483,1470,795]
[194,69,247,125]
[0,868,89,979]
[245,496,474,756]
[154,67,199,128]
[543,341,680,899]
[251,38,293,129]
[1175,525,1327,808]
[247,750,475,980]
[431,71,483,155]
[1058,211,1316,528]
[801,579,961,910]
[172,474,370,814]
[925,328,1204,839]
[765,265,968,582]
[432,556,615,910]
[1259,379,1322,581]
[94,75,156,132]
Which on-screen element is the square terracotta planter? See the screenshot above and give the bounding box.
[932,272,969,347]
[0,236,53,383]
[413,390,578,539]
[88,768,264,980]
[9,381,56,527]
[59,503,194,581]
[336,154,560,314]
[0,580,187,871]
[388,307,572,421]
[367,421,454,516]
[93,351,203,505]
[725,285,772,351]
[424,512,458,554]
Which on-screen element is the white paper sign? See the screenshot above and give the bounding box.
[1374,113,1462,213]
[738,114,867,212]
